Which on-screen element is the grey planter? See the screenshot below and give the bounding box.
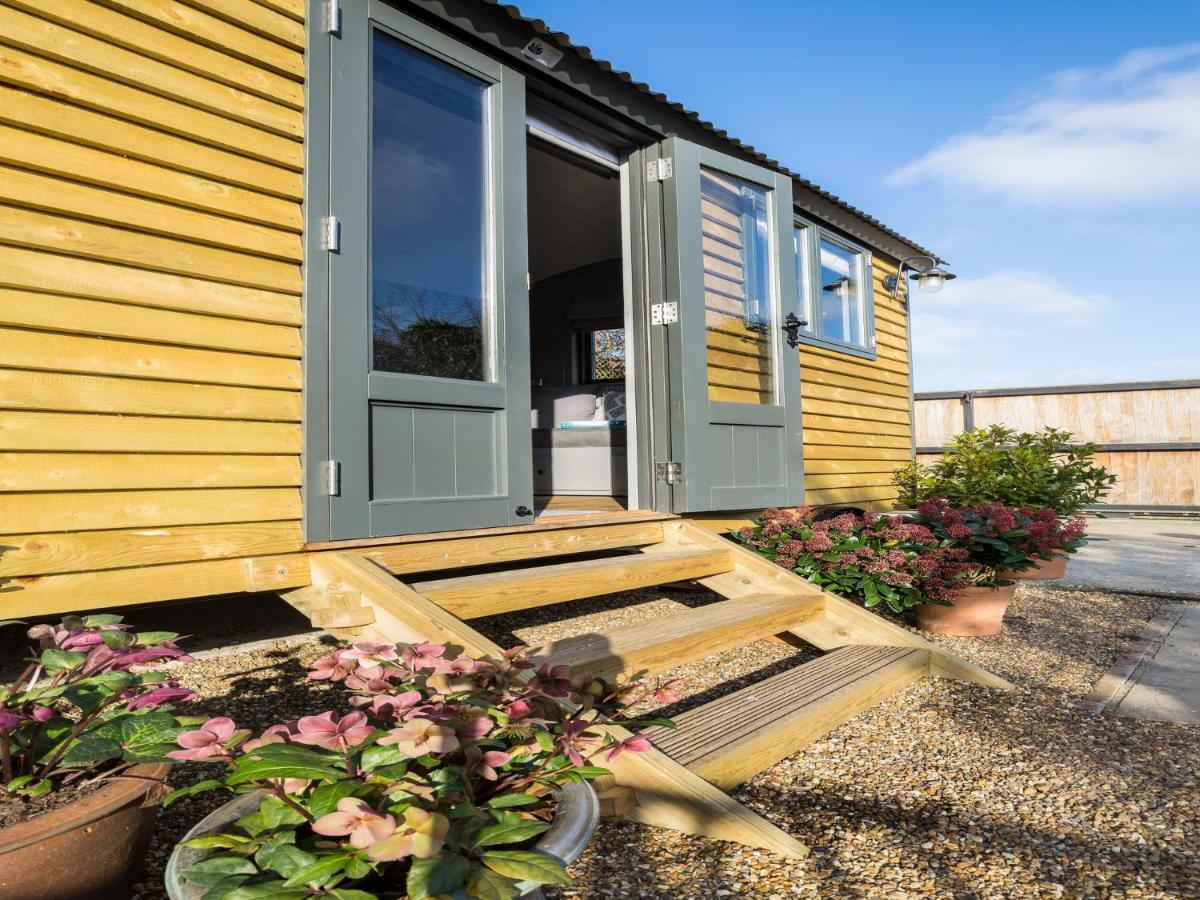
[165,781,599,899]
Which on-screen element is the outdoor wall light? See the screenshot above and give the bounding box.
[884,254,957,299]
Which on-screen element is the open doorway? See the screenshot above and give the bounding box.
[526,130,629,515]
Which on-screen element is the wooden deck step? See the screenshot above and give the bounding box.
[647,645,930,789]
[532,592,825,685]
[411,547,734,619]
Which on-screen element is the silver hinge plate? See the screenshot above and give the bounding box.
[650,301,679,325]
[323,0,341,34]
[321,216,340,252]
[656,461,682,485]
[646,158,673,182]
[324,460,341,496]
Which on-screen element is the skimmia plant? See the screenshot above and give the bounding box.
[732,507,980,611]
[167,641,676,899]
[0,615,194,801]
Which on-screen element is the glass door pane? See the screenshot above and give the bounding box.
[371,30,490,381]
[700,167,775,405]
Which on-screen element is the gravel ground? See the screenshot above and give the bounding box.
[132,585,1199,899]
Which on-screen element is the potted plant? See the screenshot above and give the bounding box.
[893,425,1116,515]
[731,507,980,614]
[0,615,196,899]
[164,640,674,899]
[908,500,1045,635]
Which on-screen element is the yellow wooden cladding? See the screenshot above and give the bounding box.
[800,255,912,508]
[0,0,306,609]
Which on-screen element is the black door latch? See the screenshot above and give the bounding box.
[514,505,533,518]
[782,313,807,349]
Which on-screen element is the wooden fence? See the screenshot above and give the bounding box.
[914,380,1200,512]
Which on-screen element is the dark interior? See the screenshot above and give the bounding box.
[525,138,628,506]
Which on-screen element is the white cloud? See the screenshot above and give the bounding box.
[918,269,1113,318]
[887,43,1200,206]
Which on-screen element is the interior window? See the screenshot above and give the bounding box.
[701,168,775,405]
[370,31,490,381]
[577,328,626,382]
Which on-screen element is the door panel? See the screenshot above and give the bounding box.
[648,137,805,512]
[327,0,532,539]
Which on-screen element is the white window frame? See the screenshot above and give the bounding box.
[792,218,876,359]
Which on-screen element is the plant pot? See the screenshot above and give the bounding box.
[915,581,1018,636]
[1003,554,1067,581]
[166,780,599,899]
[0,763,169,900]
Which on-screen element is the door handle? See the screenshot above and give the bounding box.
[782,313,807,349]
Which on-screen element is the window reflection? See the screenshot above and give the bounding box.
[818,239,863,346]
[371,31,489,380]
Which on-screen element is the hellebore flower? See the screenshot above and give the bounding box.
[400,641,448,674]
[312,797,396,849]
[28,706,54,723]
[604,734,653,762]
[455,713,494,741]
[292,711,374,752]
[308,650,357,682]
[465,745,509,781]
[342,641,398,661]
[127,683,195,711]
[242,722,294,753]
[652,679,683,704]
[531,664,573,697]
[366,807,450,861]
[351,690,422,722]
[378,717,459,758]
[167,717,239,760]
[0,708,22,730]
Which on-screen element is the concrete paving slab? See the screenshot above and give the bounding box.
[1113,605,1200,723]
[1062,515,1200,598]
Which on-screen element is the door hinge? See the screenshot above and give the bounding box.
[320,216,340,252]
[650,301,679,325]
[656,461,682,484]
[323,460,341,496]
[323,0,341,34]
[646,158,673,182]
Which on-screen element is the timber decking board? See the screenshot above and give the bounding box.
[648,646,929,789]
[411,547,734,619]
[532,592,825,685]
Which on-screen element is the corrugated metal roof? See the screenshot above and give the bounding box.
[487,0,941,261]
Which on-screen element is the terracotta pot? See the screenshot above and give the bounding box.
[1003,554,1067,581]
[915,581,1018,636]
[0,763,169,900]
[166,780,599,899]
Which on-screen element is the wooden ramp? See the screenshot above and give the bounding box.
[281,517,1011,859]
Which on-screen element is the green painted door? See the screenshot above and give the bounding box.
[646,138,805,512]
[326,1,533,539]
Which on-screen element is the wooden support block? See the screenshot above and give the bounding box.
[597,785,638,818]
[310,605,376,630]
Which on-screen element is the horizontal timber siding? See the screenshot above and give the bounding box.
[800,255,913,509]
[0,0,306,616]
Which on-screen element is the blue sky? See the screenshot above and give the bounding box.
[513,0,1200,391]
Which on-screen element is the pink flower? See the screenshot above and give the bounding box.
[604,734,653,762]
[343,641,398,661]
[344,663,394,692]
[0,709,21,729]
[242,722,294,752]
[366,807,449,861]
[652,679,682,704]
[455,714,494,741]
[351,690,422,722]
[167,717,240,760]
[292,711,374,752]
[401,642,448,673]
[312,798,396,849]
[127,683,195,711]
[29,706,54,723]
[465,745,510,780]
[378,717,460,758]
[308,650,357,682]
[531,664,573,697]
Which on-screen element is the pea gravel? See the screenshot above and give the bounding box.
[132,585,1198,898]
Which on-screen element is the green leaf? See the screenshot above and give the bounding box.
[236,795,308,836]
[308,779,361,817]
[133,631,179,644]
[480,850,570,885]
[407,851,469,899]
[226,756,343,787]
[0,619,25,630]
[471,818,550,849]
[281,854,352,889]
[242,743,340,766]
[82,613,124,626]
[485,793,541,809]
[182,854,259,887]
[183,833,255,851]
[359,743,405,772]
[466,865,521,900]
[194,875,253,899]
[534,731,555,753]
[223,883,312,900]
[326,891,377,900]
[258,843,316,880]
[164,779,229,807]
[121,711,179,750]
[40,648,87,672]
[59,735,123,768]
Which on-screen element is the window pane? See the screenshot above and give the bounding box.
[371,32,489,380]
[818,238,863,347]
[587,328,626,381]
[794,225,811,331]
[701,168,774,405]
